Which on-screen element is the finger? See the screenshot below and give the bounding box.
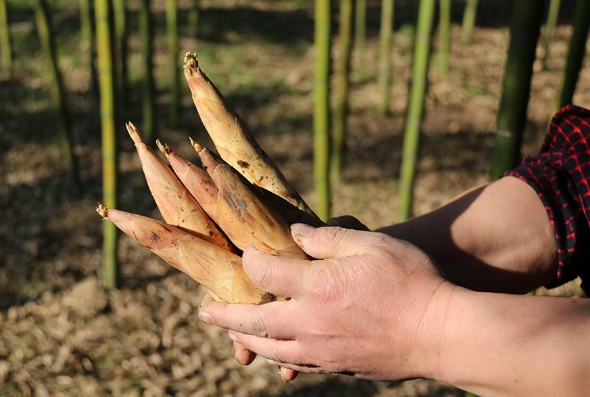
[280,367,299,382]
[327,215,370,231]
[199,300,296,339]
[229,331,306,365]
[290,224,375,259]
[266,359,324,374]
[243,245,311,298]
[233,340,256,365]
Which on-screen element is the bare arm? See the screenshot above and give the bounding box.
[231,176,561,377]
[430,285,590,396]
[377,176,557,293]
[199,226,590,396]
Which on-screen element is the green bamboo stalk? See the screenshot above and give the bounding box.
[188,0,199,39]
[139,0,155,142]
[35,0,79,187]
[166,0,180,129]
[554,0,590,111]
[354,0,366,59]
[79,0,99,97]
[331,0,353,184]
[378,0,394,115]
[0,0,12,73]
[397,0,435,222]
[437,0,451,75]
[95,0,119,289]
[314,0,331,221]
[113,0,128,106]
[541,0,561,70]
[489,0,543,180]
[461,0,478,44]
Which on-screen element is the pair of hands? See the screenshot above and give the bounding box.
[197,219,451,381]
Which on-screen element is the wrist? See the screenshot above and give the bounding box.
[410,280,462,381]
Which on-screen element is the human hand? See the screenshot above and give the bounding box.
[229,215,370,382]
[198,223,453,381]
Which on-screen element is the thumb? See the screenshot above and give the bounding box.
[290,224,374,259]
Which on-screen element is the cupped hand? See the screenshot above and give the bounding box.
[230,215,370,382]
[198,223,452,381]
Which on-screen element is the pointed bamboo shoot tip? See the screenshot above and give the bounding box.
[96,203,109,218]
[156,139,172,157]
[189,137,204,153]
[126,121,143,145]
[184,52,199,69]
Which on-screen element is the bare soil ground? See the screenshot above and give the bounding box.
[1,0,589,395]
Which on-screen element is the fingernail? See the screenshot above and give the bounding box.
[228,331,238,342]
[198,311,213,323]
[291,223,314,239]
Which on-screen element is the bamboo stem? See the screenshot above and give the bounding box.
[113,0,128,107]
[437,0,451,75]
[314,0,331,221]
[35,0,79,187]
[461,0,478,44]
[79,0,99,97]
[554,0,590,111]
[166,0,180,129]
[0,0,12,74]
[541,0,561,70]
[95,0,119,289]
[354,0,366,60]
[188,0,200,39]
[331,0,353,184]
[139,0,155,142]
[489,0,543,180]
[378,0,394,115]
[397,0,435,221]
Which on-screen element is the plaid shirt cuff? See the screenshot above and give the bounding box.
[504,104,590,293]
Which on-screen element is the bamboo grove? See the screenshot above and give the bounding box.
[1,1,589,296]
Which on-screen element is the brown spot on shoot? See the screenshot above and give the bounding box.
[237,160,250,169]
[149,232,160,243]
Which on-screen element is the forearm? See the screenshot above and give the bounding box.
[430,285,590,396]
[377,177,556,293]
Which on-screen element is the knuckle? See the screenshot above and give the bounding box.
[370,231,395,248]
[249,311,268,337]
[270,343,284,363]
[319,227,346,248]
[306,266,346,302]
[255,265,273,291]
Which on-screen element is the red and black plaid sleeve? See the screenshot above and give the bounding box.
[504,105,590,293]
